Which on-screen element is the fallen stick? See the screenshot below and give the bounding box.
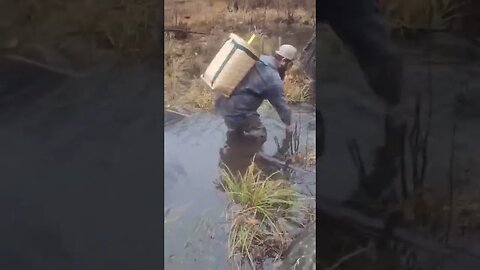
[256,151,314,177]
[3,54,83,77]
[325,247,369,270]
[164,28,209,35]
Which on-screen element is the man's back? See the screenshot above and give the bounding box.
[215,55,291,126]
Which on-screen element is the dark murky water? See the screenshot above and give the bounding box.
[316,30,480,200]
[164,105,316,269]
[163,26,316,269]
[315,31,480,269]
[0,60,162,269]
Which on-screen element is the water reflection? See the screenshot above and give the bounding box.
[219,129,266,175]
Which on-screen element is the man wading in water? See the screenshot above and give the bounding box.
[215,44,298,172]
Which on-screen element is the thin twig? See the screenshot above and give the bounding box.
[274,136,281,151]
[164,28,209,35]
[165,108,190,117]
[419,23,434,189]
[304,115,309,169]
[409,93,421,189]
[4,54,83,77]
[445,29,473,242]
[324,247,368,270]
[400,123,408,199]
[445,104,457,244]
[294,123,300,154]
[347,139,367,188]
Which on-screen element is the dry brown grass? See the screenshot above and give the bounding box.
[164,0,315,111]
[164,0,315,32]
[284,63,313,104]
[164,36,219,110]
[182,78,215,110]
[289,148,316,167]
[1,0,157,60]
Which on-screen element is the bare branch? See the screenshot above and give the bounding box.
[324,247,368,270]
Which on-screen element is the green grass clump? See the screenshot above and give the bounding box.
[219,160,310,266]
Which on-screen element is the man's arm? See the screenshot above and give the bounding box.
[265,83,292,126]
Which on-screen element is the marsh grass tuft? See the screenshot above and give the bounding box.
[219,160,311,266]
[181,77,215,110]
[284,63,313,104]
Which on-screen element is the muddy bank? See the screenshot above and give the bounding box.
[0,59,163,269]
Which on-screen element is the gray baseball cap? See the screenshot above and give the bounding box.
[275,44,297,61]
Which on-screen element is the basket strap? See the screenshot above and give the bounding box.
[231,39,260,62]
[211,38,259,86]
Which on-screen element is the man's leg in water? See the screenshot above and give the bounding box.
[243,115,267,145]
[223,115,267,144]
[214,90,267,144]
[219,116,266,175]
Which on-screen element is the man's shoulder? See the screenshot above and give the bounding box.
[254,55,283,87]
[257,55,276,70]
[259,54,273,63]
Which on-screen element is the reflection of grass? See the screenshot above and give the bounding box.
[219,161,310,265]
